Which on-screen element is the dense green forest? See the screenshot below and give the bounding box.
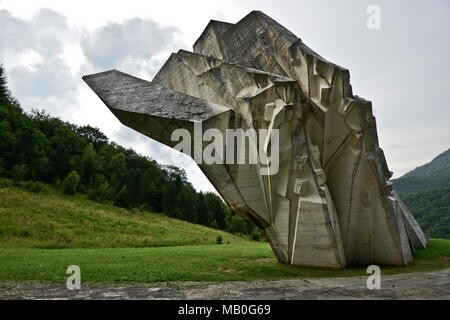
[400,187,449,239]
[0,65,264,241]
[393,149,450,239]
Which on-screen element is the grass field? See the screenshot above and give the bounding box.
[0,240,448,283]
[0,178,448,284]
[0,180,247,248]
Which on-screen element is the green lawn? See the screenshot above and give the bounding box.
[0,240,448,283]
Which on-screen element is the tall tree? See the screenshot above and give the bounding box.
[81,143,101,185]
[0,65,9,106]
[77,125,108,149]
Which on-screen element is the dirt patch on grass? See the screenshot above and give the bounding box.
[254,258,273,264]
[217,267,243,274]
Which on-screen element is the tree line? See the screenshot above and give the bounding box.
[0,64,265,241]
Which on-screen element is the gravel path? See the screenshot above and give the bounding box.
[1,269,449,300]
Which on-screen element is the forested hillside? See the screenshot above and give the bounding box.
[400,187,449,239]
[392,149,450,239]
[0,64,263,240]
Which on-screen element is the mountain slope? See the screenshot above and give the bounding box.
[403,148,450,178]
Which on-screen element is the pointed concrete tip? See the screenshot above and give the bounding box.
[249,10,265,16]
[82,69,120,82]
[82,68,231,122]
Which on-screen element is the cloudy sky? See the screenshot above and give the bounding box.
[0,0,448,192]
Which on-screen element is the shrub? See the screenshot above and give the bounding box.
[88,181,112,202]
[88,172,106,190]
[0,178,12,188]
[227,214,247,235]
[216,235,223,245]
[11,164,27,186]
[0,158,5,176]
[26,181,44,193]
[250,229,261,241]
[62,171,80,195]
[54,178,61,188]
[211,220,219,230]
[114,186,129,208]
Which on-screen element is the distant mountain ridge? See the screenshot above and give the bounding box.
[393,148,450,194]
[392,148,450,239]
[403,148,450,178]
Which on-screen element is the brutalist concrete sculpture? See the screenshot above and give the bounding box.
[83,11,427,268]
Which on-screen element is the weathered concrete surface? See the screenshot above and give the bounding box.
[1,269,448,300]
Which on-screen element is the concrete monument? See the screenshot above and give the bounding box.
[83,11,427,268]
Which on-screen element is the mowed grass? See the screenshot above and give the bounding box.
[0,180,247,248]
[0,240,448,283]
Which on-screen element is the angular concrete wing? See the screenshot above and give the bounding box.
[82,70,231,146]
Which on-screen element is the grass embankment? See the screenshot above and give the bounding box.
[0,179,247,248]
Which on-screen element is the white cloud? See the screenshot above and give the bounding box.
[59,43,85,76]
[80,17,180,73]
